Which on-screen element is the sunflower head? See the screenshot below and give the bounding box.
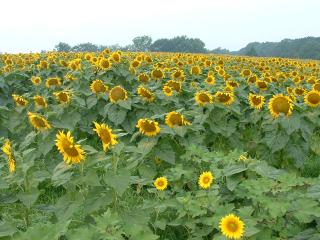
[304,90,320,107]
[90,79,108,94]
[109,86,128,103]
[241,69,251,77]
[171,69,185,80]
[195,91,213,106]
[99,57,112,70]
[110,52,121,62]
[45,77,61,88]
[163,86,173,96]
[136,118,160,137]
[190,65,202,75]
[154,177,168,190]
[28,112,51,131]
[55,131,85,164]
[313,83,320,92]
[33,95,48,108]
[54,91,72,104]
[93,122,118,151]
[198,171,214,189]
[215,91,235,105]
[256,80,268,90]
[31,76,42,86]
[248,93,265,110]
[138,73,150,83]
[137,86,155,102]
[2,139,12,158]
[293,87,306,96]
[268,94,293,118]
[205,76,215,85]
[219,214,245,240]
[130,60,141,68]
[165,111,191,128]
[165,80,182,92]
[12,94,28,107]
[151,68,165,80]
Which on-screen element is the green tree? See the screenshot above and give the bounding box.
[132,36,152,52]
[54,42,72,52]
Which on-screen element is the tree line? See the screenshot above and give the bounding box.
[54,36,320,59]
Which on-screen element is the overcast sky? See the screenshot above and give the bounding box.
[1,0,319,53]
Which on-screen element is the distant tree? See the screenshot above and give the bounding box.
[132,36,152,51]
[55,42,72,52]
[72,43,99,52]
[150,36,206,53]
[245,46,258,56]
[210,47,230,54]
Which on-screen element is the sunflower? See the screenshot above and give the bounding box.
[215,91,235,105]
[293,87,306,96]
[90,79,108,94]
[138,73,150,83]
[248,93,265,110]
[110,52,121,63]
[93,122,118,151]
[109,86,128,103]
[313,83,320,92]
[190,65,202,75]
[12,94,28,107]
[136,118,160,137]
[163,86,173,96]
[198,171,214,189]
[54,91,72,104]
[151,68,165,80]
[28,112,51,131]
[130,60,141,68]
[154,177,168,190]
[55,131,85,164]
[165,111,191,128]
[2,140,15,173]
[137,86,155,102]
[256,80,268,91]
[31,76,41,86]
[38,60,49,70]
[268,94,293,118]
[99,57,112,70]
[226,80,239,88]
[218,68,226,77]
[219,214,245,240]
[195,91,213,106]
[247,75,258,84]
[205,76,215,85]
[45,77,61,88]
[165,80,182,92]
[241,69,251,77]
[304,90,320,107]
[33,95,48,108]
[171,69,185,80]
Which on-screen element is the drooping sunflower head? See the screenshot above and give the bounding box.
[215,91,235,106]
[33,95,48,108]
[151,68,165,80]
[90,79,108,94]
[190,65,202,75]
[163,85,173,96]
[55,131,85,164]
[54,91,72,104]
[256,80,268,91]
[93,122,118,151]
[195,91,213,106]
[268,94,293,118]
[12,94,28,107]
[154,177,168,191]
[205,76,215,85]
[99,57,112,70]
[109,86,128,103]
[198,171,214,189]
[165,111,191,128]
[31,76,41,86]
[304,90,320,107]
[165,80,182,92]
[138,73,150,83]
[248,93,265,110]
[45,77,61,88]
[137,86,155,102]
[28,112,51,131]
[136,118,160,137]
[219,214,245,240]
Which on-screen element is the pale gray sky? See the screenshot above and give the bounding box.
[1,0,319,53]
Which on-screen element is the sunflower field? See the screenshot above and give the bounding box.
[1,50,320,240]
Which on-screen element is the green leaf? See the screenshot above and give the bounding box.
[0,221,16,237]
[52,162,72,186]
[310,133,320,155]
[107,105,127,125]
[104,169,130,196]
[118,99,131,110]
[223,164,247,177]
[86,95,97,109]
[138,138,157,155]
[17,188,40,208]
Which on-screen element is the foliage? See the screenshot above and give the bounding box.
[0,51,320,239]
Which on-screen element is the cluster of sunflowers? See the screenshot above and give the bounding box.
[0,50,319,239]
